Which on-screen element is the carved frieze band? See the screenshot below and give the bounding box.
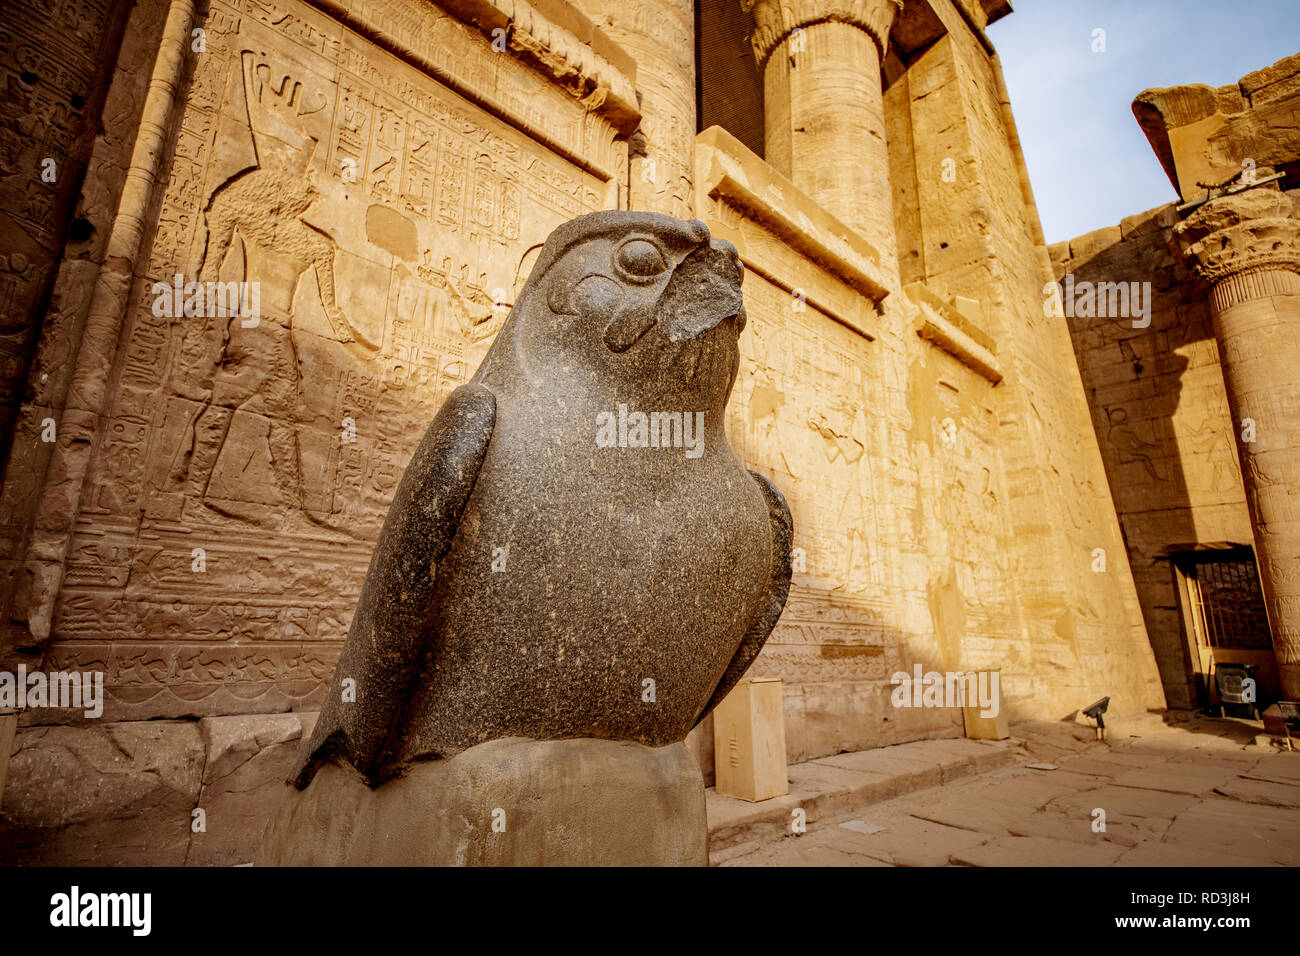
[743,0,902,66]
[1207,266,1300,312]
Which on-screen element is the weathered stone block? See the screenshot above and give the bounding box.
[0,720,203,865]
[187,712,316,866]
[1068,226,1123,264]
[258,737,707,866]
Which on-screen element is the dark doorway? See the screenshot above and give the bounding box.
[1173,547,1278,710]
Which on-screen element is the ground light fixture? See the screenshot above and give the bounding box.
[1082,696,1111,741]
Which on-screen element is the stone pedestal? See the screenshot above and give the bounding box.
[712,676,789,802]
[256,737,707,866]
[961,671,1009,740]
[747,0,900,265]
[1177,191,1300,699]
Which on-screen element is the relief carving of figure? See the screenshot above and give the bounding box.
[1106,406,1167,483]
[169,52,372,531]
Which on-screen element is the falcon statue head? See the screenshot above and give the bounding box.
[476,211,747,410]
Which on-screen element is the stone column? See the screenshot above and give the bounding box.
[745,0,900,265]
[570,0,696,217]
[1176,190,1300,699]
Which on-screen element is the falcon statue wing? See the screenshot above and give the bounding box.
[694,470,793,724]
[292,383,496,788]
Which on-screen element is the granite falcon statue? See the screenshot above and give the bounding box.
[293,210,793,788]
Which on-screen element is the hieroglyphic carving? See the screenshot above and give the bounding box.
[698,120,1022,688]
[36,637,339,720]
[307,0,634,179]
[749,588,896,683]
[723,267,892,682]
[1182,402,1240,495]
[0,0,120,415]
[1104,406,1167,483]
[46,0,622,717]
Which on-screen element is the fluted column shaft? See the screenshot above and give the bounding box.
[746,0,900,266]
[571,0,696,217]
[1178,191,1300,699]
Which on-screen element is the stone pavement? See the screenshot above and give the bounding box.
[713,715,1300,866]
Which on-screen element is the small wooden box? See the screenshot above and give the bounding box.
[713,677,789,802]
[962,670,1009,740]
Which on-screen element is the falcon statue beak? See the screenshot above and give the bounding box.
[657,238,746,343]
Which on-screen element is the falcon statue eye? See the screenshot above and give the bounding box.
[616,239,668,279]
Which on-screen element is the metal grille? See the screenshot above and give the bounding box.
[1187,554,1272,650]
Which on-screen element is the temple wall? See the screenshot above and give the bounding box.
[886,0,1164,717]
[9,0,634,718]
[2,0,638,862]
[1056,52,1300,710]
[1054,209,1259,711]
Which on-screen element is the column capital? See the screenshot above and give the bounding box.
[1175,190,1300,288]
[743,0,902,66]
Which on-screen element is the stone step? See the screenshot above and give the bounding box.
[706,734,1026,856]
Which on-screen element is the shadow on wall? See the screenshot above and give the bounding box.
[1057,210,1258,713]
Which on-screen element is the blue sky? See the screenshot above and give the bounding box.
[987,0,1300,244]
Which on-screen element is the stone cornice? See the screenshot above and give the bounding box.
[905,284,1002,385]
[1175,190,1300,289]
[695,126,891,310]
[742,0,902,66]
[307,0,641,138]
[439,0,640,126]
